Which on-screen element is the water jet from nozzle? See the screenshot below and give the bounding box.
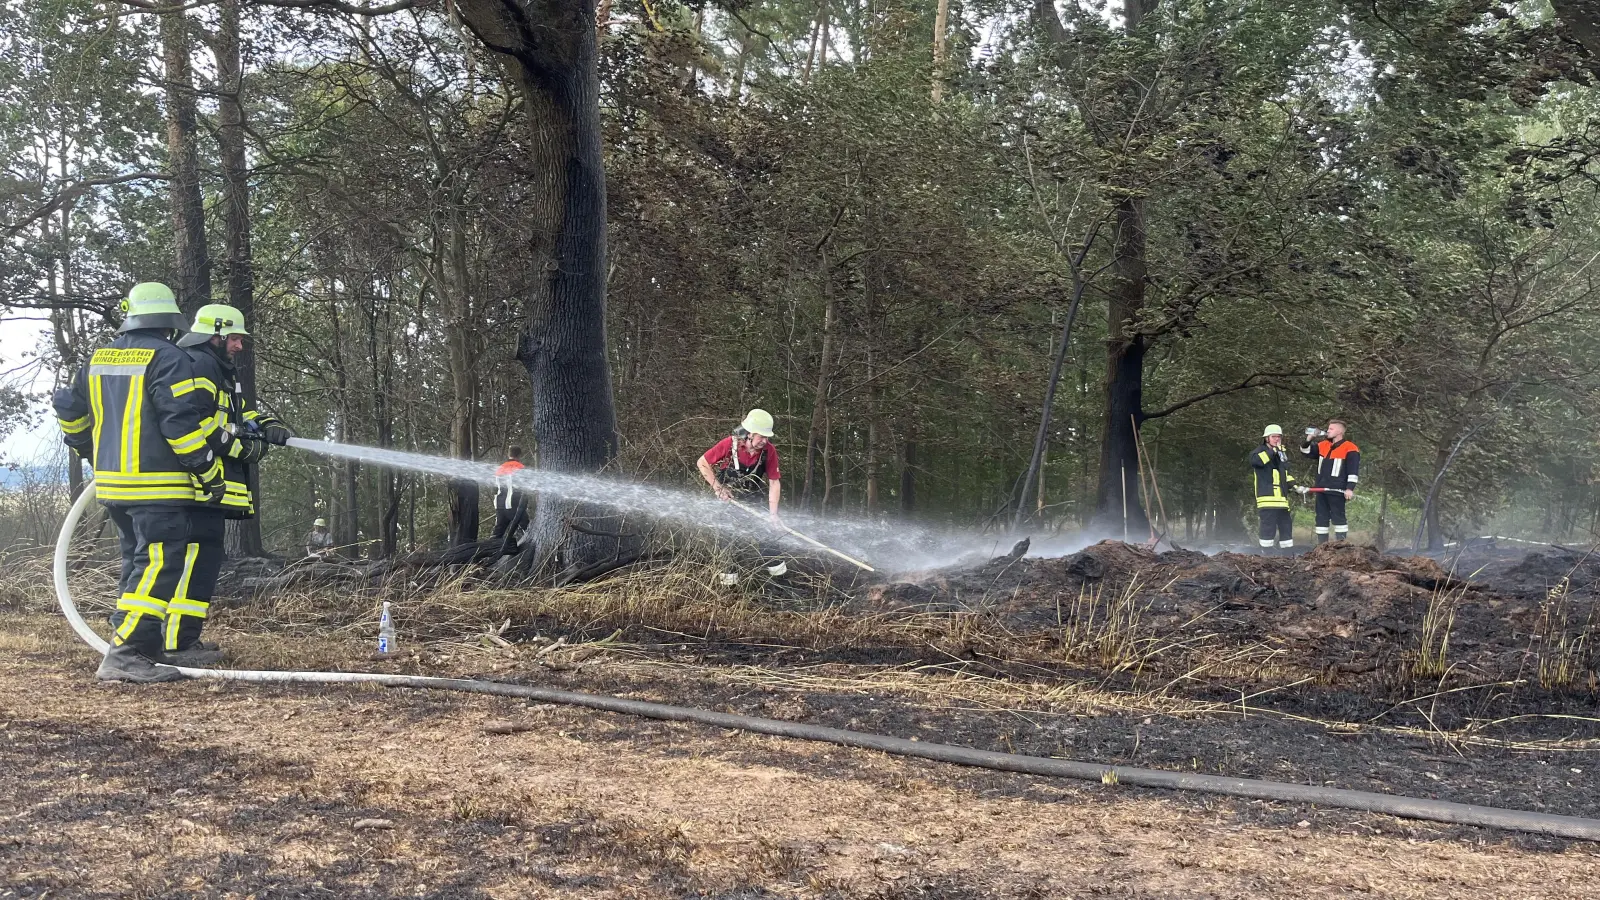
[279,438,991,572]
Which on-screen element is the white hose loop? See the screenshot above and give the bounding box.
[54,480,413,684]
[54,481,109,655]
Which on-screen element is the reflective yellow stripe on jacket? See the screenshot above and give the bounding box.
[81,343,212,504]
[1253,449,1291,510]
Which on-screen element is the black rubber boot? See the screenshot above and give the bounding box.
[161,615,224,666]
[159,645,224,667]
[97,643,186,684]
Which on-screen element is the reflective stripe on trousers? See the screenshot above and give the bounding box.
[164,508,227,651]
[106,505,193,654]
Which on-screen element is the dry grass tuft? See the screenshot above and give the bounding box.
[448,793,525,827]
[1532,575,1594,691]
[1411,581,1463,680]
[1056,578,1150,674]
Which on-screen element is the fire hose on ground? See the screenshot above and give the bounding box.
[51,481,1600,842]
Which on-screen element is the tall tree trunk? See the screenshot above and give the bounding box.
[800,248,838,509]
[822,406,835,509]
[342,452,360,554]
[1425,490,1443,551]
[862,200,887,514]
[161,9,210,309]
[447,459,480,545]
[1422,441,1453,551]
[865,393,879,512]
[1013,266,1088,531]
[802,2,824,83]
[454,0,629,582]
[684,8,703,89]
[214,0,266,557]
[382,473,403,557]
[369,279,400,559]
[730,29,750,100]
[324,286,359,554]
[1375,481,1390,553]
[1034,0,1158,535]
[1037,445,1046,517]
[1417,422,1485,552]
[803,247,837,508]
[898,436,916,514]
[931,0,949,102]
[443,226,480,547]
[1093,196,1150,534]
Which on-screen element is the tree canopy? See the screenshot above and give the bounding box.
[3,0,1599,553]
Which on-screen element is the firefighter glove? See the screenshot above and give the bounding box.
[192,454,226,504]
[236,437,268,465]
[257,417,292,446]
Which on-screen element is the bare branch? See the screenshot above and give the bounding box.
[252,0,421,14]
[114,0,422,12]
[1142,370,1309,421]
[3,171,170,237]
[0,295,122,316]
[724,8,792,67]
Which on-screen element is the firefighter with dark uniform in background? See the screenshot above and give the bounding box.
[1250,424,1300,556]
[697,409,783,525]
[53,283,227,683]
[1302,419,1361,543]
[174,303,291,663]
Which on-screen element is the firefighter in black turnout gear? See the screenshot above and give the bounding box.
[1302,419,1360,543]
[54,283,226,683]
[1250,424,1299,556]
[173,304,291,663]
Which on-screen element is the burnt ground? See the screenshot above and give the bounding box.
[6,540,1600,897]
[868,541,1600,730]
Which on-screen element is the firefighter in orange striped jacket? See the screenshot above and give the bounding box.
[1301,419,1360,543]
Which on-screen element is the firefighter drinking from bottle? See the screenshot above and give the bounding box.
[1302,419,1360,543]
[1250,424,1298,556]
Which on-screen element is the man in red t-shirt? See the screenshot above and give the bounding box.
[697,409,782,525]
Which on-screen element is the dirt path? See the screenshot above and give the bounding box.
[5,615,1600,899]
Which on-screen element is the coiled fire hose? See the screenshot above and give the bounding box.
[52,483,1600,841]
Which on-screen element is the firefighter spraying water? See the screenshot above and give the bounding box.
[52,286,292,682]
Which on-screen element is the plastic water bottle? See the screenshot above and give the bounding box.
[378,601,395,654]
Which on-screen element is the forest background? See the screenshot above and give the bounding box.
[2,0,1599,559]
